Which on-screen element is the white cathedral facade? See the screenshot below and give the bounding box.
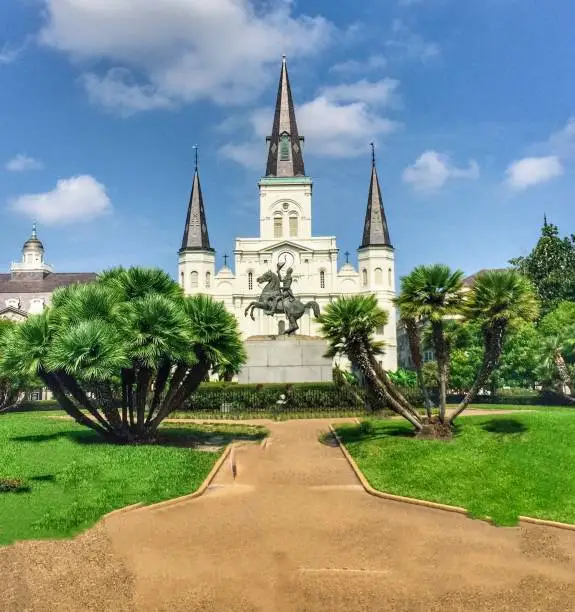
[178,57,398,371]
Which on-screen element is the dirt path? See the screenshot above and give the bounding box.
[2,418,575,611]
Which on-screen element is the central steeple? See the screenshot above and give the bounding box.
[265,56,306,178]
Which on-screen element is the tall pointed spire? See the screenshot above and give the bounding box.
[265,55,306,178]
[180,146,213,252]
[360,144,392,249]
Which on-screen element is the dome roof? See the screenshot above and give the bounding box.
[22,225,44,250]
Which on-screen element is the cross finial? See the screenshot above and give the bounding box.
[193,145,198,171]
[223,253,229,267]
[31,223,37,239]
[370,142,376,167]
[282,54,287,64]
[345,251,350,264]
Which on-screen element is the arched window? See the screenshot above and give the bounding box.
[289,214,298,237]
[180,272,184,287]
[205,271,211,288]
[320,269,326,289]
[278,320,285,335]
[362,269,368,286]
[374,267,383,286]
[274,215,283,238]
[248,271,253,291]
[190,271,198,288]
[376,325,385,335]
[388,268,392,287]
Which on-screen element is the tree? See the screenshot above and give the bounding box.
[0,320,32,413]
[535,302,575,399]
[496,323,539,389]
[0,267,245,442]
[510,220,575,315]
[449,270,539,422]
[395,264,465,424]
[318,295,425,432]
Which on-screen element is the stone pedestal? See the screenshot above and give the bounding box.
[238,335,333,384]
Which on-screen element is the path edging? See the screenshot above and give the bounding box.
[103,443,234,520]
[329,425,575,532]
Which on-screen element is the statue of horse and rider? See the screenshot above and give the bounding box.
[244,262,320,335]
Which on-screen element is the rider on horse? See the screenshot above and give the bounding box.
[266,263,294,315]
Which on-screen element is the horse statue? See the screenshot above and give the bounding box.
[244,269,320,335]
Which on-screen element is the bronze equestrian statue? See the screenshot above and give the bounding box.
[244,262,320,335]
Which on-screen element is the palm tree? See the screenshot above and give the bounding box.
[535,329,575,400]
[396,265,465,423]
[318,295,424,432]
[448,270,539,423]
[0,267,245,442]
[0,320,31,413]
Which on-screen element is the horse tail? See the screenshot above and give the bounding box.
[305,301,321,318]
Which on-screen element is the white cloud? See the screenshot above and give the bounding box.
[221,77,401,165]
[403,150,480,192]
[39,0,334,113]
[320,78,400,107]
[505,156,563,191]
[386,20,439,62]
[330,54,387,75]
[547,117,575,158]
[5,154,44,172]
[0,41,27,65]
[9,175,112,224]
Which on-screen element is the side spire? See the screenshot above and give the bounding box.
[265,56,305,178]
[180,146,213,252]
[360,144,392,249]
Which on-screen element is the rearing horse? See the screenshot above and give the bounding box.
[244,270,320,335]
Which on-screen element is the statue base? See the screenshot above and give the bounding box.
[237,335,333,384]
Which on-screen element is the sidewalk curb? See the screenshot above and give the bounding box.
[102,443,234,520]
[329,425,575,532]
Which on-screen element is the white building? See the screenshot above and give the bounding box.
[178,57,398,371]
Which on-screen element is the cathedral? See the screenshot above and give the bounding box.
[178,57,398,371]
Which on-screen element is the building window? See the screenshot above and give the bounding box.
[362,268,368,286]
[376,325,385,335]
[190,271,198,288]
[374,267,383,286]
[388,268,392,286]
[180,272,184,287]
[279,134,290,161]
[278,320,285,334]
[320,269,326,289]
[289,215,298,237]
[248,271,253,291]
[274,215,283,238]
[205,272,211,288]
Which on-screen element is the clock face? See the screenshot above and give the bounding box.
[278,251,295,269]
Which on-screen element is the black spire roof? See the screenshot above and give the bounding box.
[265,56,306,178]
[180,148,213,252]
[360,144,392,249]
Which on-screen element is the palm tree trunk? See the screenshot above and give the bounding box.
[404,318,433,419]
[448,321,506,424]
[40,371,112,439]
[148,362,209,432]
[352,344,423,431]
[134,366,153,436]
[431,321,449,423]
[145,359,172,425]
[554,350,573,396]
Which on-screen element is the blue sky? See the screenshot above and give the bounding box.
[1,0,574,280]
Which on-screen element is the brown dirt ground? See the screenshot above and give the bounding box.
[2,417,575,611]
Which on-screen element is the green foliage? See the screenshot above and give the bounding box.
[387,368,417,388]
[337,411,575,526]
[510,221,575,315]
[0,319,34,412]
[317,294,388,358]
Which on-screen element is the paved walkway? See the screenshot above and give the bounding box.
[2,418,575,611]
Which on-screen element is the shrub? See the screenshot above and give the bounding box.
[0,478,30,493]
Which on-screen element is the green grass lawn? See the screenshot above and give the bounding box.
[336,412,575,526]
[0,413,266,545]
